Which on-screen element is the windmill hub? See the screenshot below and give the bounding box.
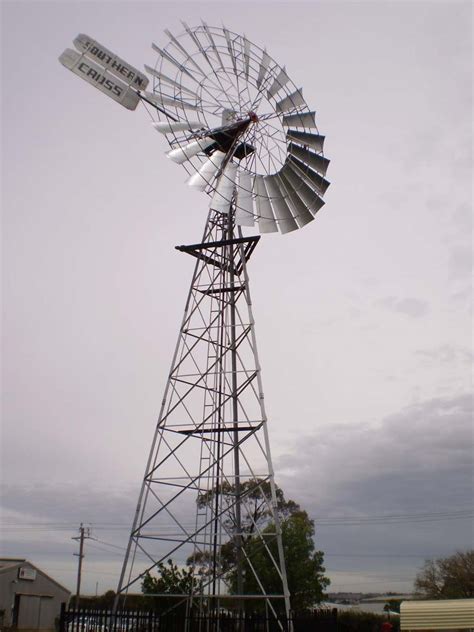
[248,111,259,123]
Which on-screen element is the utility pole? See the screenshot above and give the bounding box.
[72,523,91,608]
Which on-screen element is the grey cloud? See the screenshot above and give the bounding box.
[416,344,473,365]
[275,394,473,589]
[448,244,472,281]
[277,393,473,515]
[377,296,429,318]
[451,203,472,234]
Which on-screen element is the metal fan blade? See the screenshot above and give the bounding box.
[181,21,214,72]
[282,111,317,128]
[187,151,226,191]
[211,163,238,213]
[288,156,330,196]
[263,176,299,234]
[288,142,330,176]
[143,91,200,112]
[243,36,251,79]
[254,176,278,233]
[164,29,208,78]
[257,49,272,89]
[286,130,325,152]
[235,171,255,227]
[152,121,203,135]
[144,65,200,99]
[267,67,290,99]
[281,162,326,213]
[275,89,305,114]
[223,26,238,76]
[152,43,199,82]
[278,171,317,227]
[201,21,226,72]
[167,138,216,164]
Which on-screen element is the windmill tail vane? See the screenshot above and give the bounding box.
[59,24,330,629]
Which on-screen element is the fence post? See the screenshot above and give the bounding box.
[59,602,66,632]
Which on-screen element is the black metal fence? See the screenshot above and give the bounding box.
[59,605,337,632]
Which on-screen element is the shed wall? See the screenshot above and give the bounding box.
[400,599,474,631]
[0,562,70,630]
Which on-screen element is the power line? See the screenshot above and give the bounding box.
[2,508,472,530]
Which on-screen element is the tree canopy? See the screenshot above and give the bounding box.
[192,478,330,611]
[229,508,330,611]
[141,480,329,612]
[142,560,195,614]
[414,550,474,599]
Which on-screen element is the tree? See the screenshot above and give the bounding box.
[231,509,330,611]
[196,478,300,534]
[141,559,195,614]
[414,550,474,598]
[187,478,301,576]
[192,479,330,611]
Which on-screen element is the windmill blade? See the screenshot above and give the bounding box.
[267,67,290,99]
[281,162,326,214]
[223,26,238,76]
[263,176,299,234]
[257,49,272,89]
[278,171,317,227]
[152,43,199,82]
[152,121,203,135]
[201,21,226,72]
[144,65,201,99]
[242,36,251,78]
[275,89,305,114]
[282,111,317,128]
[288,142,330,176]
[182,21,215,72]
[167,138,216,164]
[143,91,200,111]
[286,130,325,152]
[164,28,208,78]
[235,171,255,227]
[288,156,330,196]
[254,176,278,233]
[211,162,238,213]
[187,151,226,191]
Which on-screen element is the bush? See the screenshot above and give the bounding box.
[337,610,400,632]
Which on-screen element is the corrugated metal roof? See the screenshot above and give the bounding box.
[400,599,474,630]
[0,558,26,573]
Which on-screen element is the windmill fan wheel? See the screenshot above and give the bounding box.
[145,23,330,235]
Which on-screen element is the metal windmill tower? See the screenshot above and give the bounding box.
[60,24,330,628]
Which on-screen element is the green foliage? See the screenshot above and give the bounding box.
[229,510,330,611]
[144,481,329,613]
[141,560,195,614]
[338,611,399,632]
[188,478,304,580]
[414,550,474,598]
[196,478,300,536]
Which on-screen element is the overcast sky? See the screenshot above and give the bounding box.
[2,0,472,597]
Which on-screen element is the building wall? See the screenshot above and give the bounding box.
[0,562,70,630]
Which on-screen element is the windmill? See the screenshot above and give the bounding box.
[60,24,330,629]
